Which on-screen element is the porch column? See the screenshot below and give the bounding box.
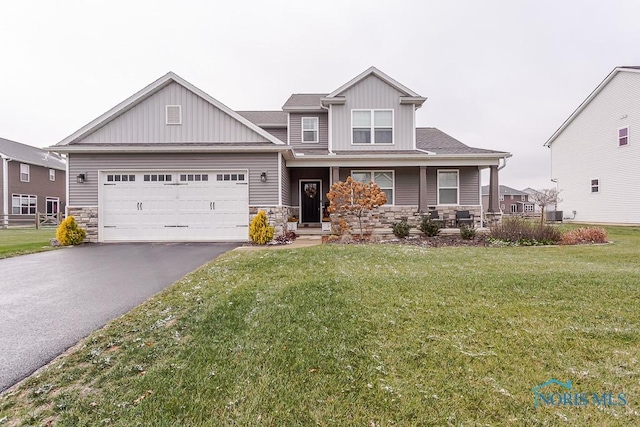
[331,166,340,185]
[418,166,428,213]
[488,165,499,212]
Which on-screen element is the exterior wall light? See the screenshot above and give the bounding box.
[260,172,267,182]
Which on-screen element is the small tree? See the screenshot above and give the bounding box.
[56,215,86,246]
[528,188,563,224]
[249,210,275,244]
[327,176,387,238]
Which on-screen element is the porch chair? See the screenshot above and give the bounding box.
[429,210,445,228]
[455,210,475,228]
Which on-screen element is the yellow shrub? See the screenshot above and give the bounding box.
[249,210,275,244]
[56,215,87,246]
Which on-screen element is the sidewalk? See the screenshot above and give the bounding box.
[234,236,323,252]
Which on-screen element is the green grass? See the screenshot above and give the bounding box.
[1,227,640,425]
[0,228,58,259]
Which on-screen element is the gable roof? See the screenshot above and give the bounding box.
[55,72,285,147]
[545,66,640,147]
[327,66,422,98]
[0,137,66,170]
[481,185,529,197]
[237,111,287,127]
[416,128,510,156]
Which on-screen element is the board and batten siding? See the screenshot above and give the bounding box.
[281,156,291,206]
[289,113,329,150]
[331,75,415,151]
[68,153,279,206]
[426,167,479,206]
[551,71,640,223]
[78,82,271,144]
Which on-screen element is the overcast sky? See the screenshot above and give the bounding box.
[2,0,639,190]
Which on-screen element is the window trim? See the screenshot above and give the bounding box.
[618,126,629,147]
[20,163,30,182]
[12,193,37,215]
[524,204,535,213]
[49,169,56,181]
[351,109,394,145]
[301,117,319,143]
[510,204,518,213]
[46,197,59,215]
[350,169,395,205]
[437,169,459,205]
[499,194,504,201]
[590,178,600,194]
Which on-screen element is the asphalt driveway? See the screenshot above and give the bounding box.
[0,242,237,392]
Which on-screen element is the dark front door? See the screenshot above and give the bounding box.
[301,180,321,223]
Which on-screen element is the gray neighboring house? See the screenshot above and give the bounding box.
[1,137,66,226]
[481,185,536,215]
[51,67,511,242]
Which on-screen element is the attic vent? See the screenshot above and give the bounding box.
[166,105,182,125]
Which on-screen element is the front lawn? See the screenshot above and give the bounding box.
[0,228,57,259]
[1,227,639,425]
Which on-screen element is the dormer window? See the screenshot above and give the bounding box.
[302,117,318,143]
[352,110,393,144]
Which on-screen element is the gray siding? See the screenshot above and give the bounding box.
[79,82,271,144]
[289,113,329,150]
[69,153,278,206]
[281,156,291,206]
[426,167,480,205]
[266,127,287,143]
[340,167,417,206]
[331,75,415,151]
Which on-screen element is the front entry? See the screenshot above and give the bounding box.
[300,180,321,223]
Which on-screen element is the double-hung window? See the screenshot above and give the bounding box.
[618,127,629,146]
[49,169,56,181]
[302,117,318,143]
[437,170,459,204]
[12,194,37,215]
[352,110,393,144]
[351,170,394,204]
[20,164,30,182]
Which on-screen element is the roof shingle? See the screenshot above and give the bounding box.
[0,137,66,169]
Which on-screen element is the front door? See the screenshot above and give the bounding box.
[300,180,321,223]
[46,197,59,215]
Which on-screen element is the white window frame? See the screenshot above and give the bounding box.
[20,163,30,182]
[166,105,182,125]
[301,117,319,143]
[350,169,395,205]
[524,204,534,212]
[499,194,504,201]
[500,204,506,211]
[618,126,629,147]
[510,204,518,213]
[12,194,37,215]
[46,197,59,214]
[590,178,600,194]
[521,195,526,201]
[351,109,394,145]
[437,169,459,205]
[49,169,56,181]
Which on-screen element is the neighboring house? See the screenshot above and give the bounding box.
[522,187,543,213]
[51,67,511,242]
[481,185,536,215]
[0,137,66,226]
[545,66,640,224]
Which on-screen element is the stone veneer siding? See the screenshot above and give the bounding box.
[67,206,99,242]
[249,206,296,236]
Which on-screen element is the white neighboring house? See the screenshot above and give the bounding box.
[545,66,640,225]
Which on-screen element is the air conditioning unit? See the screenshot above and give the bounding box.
[546,210,563,221]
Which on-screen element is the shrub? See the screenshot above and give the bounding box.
[271,231,296,245]
[391,220,411,238]
[561,227,608,245]
[55,216,86,246]
[460,225,476,240]
[419,216,441,237]
[327,177,387,238]
[489,217,562,245]
[249,210,275,244]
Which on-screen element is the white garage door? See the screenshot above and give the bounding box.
[100,171,249,242]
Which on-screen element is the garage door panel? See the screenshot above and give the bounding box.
[100,171,248,242]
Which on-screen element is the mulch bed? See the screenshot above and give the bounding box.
[322,234,489,247]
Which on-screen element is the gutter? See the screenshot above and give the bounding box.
[47,145,291,154]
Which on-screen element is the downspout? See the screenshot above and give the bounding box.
[1,155,10,227]
[497,156,508,171]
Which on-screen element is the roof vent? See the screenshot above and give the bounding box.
[166,105,182,125]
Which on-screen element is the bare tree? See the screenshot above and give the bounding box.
[528,188,563,224]
[327,176,387,238]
